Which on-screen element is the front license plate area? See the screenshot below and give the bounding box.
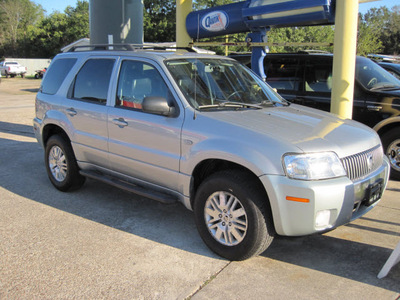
[364,178,384,206]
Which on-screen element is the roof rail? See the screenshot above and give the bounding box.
[297,50,332,54]
[67,43,196,53]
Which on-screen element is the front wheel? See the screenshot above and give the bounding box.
[194,170,274,261]
[45,135,85,191]
[382,128,400,180]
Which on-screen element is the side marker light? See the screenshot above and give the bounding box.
[286,196,310,203]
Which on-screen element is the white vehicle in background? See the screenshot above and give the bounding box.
[0,61,27,78]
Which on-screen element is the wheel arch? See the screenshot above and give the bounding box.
[374,117,400,138]
[42,123,71,147]
[190,159,271,211]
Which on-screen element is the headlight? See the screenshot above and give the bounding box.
[283,152,346,180]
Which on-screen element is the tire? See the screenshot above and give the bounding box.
[382,128,400,180]
[45,135,85,191]
[21,73,25,78]
[194,170,274,261]
[34,73,39,79]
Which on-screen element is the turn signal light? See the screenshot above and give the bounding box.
[286,196,310,203]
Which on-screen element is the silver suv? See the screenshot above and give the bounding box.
[33,45,390,260]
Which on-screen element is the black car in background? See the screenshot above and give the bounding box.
[230,52,400,180]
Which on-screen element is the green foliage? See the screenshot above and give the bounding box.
[384,5,400,55]
[193,0,234,10]
[266,26,334,53]
[143,0,176,42]
[0,0,44,56]
[0,0,88,58]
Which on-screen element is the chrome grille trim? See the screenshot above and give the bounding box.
[341,146,383,181]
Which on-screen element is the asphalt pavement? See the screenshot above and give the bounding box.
[0,78,399,299]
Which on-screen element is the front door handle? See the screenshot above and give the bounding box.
[66,108,77,116]
[367,105,382,112]
[112,118,128,128]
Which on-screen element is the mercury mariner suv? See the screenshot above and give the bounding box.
[33,45,390,261]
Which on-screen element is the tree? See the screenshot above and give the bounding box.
[193,0,234,10]
[64,0,89,44]
[0,0,43,56]
[21,0,89,58]
[143,0,176,42]
[385,5,400,54]
[267,26,334,53]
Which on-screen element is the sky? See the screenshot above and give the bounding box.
[32,0,77,14]
[32,0,397,15]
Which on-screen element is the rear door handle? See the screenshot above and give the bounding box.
[66,108,77,116]
[367,105,382,112]
[112,118,128,128]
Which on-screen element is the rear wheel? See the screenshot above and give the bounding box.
[45,135,85,191]
[194,170,274,261]
[382,128,400,180]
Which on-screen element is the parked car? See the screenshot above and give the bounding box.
[0,61,27,78]
[378,62,400,80]
[33,46,389,260]
[230,52,400,180]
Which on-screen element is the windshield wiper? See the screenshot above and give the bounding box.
[198,101,263,110]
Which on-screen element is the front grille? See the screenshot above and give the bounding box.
[341,146,383,181]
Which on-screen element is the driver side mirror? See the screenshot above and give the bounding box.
[142,96,176,117]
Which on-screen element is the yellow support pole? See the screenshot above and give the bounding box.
[330,0,359,119]
[176,0,192,48]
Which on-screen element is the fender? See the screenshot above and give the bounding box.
[180,136,289,178]
[40,109,77,152]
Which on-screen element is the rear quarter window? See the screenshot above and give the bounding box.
[41,58,77,95]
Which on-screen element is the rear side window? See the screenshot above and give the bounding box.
[41,58,77,95]
[72,59,115,104]
[265,58,302,91]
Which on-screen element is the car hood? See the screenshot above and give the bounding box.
[202,104,381,159]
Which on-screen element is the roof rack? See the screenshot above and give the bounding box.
[368,54,400,63]
[297,50,331,54]
[67,43,196,53]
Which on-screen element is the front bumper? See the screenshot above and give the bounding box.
[260,156,390,236]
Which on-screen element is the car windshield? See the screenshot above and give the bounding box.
[165,58,285,109]
[356,56,400,91]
